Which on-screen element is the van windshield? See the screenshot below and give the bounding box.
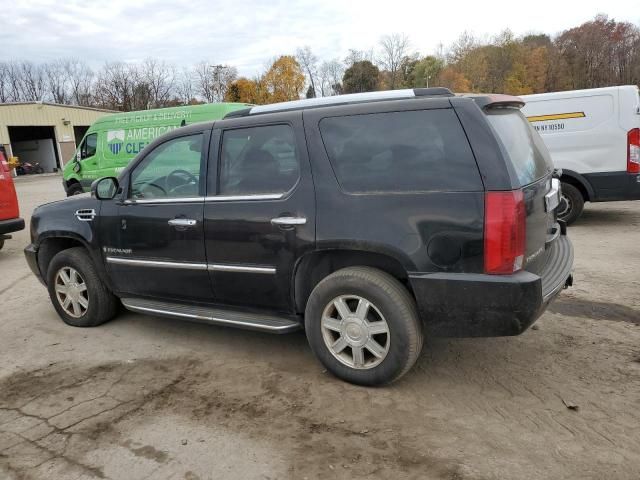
[486,108,553,186]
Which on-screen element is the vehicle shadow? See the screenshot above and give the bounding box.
[121,310,547,388]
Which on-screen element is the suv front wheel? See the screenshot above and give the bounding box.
[305,267,423,386]
[47,247,119,327]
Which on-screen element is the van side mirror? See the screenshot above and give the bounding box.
[92,177,119,200]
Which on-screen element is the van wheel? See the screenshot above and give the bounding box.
[47,247,119,327]
[558,182,584,225]
[305,267,423,386]
[66,183,84,196]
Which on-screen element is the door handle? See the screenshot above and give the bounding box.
[168,218,197,227]
[271,216,307,226]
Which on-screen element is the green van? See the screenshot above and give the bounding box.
[63,102,250,195]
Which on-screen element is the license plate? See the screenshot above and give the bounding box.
[545,178,560,212]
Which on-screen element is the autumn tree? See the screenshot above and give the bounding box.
[342,60,379,93]
[554,15,640,89]
[262,55,305,103]
[225,77,264,104]
[437,67,471,92]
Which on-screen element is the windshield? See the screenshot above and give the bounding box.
[486,108,553,186]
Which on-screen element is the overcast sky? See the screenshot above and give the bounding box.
[2,0,638,76]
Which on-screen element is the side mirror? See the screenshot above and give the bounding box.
[73,159,81,173]
[92,177,119,200]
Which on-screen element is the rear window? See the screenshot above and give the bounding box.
[319,109,481,193]
[486,109,553,186]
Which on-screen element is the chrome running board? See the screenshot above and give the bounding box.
[121,297,301,334]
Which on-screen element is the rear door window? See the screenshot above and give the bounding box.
[318,109,481,193]
[486,109,553,186]
[218,124,300,196]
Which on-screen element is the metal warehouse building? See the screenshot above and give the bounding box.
[0,102,113,173]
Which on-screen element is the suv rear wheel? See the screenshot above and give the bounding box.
[47,247,119,327]
[558,182,584,225]
[305,267,423,386]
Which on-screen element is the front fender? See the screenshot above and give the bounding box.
[30,197,112,291]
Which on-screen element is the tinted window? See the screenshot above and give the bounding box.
[82,133,97,159]
[219,125,299,195]
[486,109,552,185]
[319,109,481,193]
[130,134,203,199]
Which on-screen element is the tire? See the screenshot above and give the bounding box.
[0,239,4,250]
[34,165,44,174]
[66,183,84,196]
[558,182,584,225]
[46,247,119,327]
[305,266,423,386]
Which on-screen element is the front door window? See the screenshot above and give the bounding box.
[130,134,203,200]
[80,133,97,159]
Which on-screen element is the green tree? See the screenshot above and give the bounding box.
[342,60,380,93]
[408,56,444,87]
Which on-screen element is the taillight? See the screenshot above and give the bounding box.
[484,190,526,274]
[628,128,640,174]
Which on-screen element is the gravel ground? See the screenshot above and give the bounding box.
[1,174,639,480]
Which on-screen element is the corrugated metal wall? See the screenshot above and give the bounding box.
[0,103,112,145]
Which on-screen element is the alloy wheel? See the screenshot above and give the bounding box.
[320,295,390,369]
[54,267,89,318]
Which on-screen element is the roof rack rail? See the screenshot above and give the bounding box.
[224,88,454,118]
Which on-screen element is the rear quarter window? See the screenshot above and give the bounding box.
[319,109,482,193]
[486,109,553,186]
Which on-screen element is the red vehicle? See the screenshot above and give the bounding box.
[0,149,24,250]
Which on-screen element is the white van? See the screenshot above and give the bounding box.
[521,85,640,224]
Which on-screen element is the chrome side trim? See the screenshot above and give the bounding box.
[205,193,283,202]
[208,264,276,274]
[123,197,204,205]
[106,257,275,273]
[106,257,208,270]
[123,194,285,204]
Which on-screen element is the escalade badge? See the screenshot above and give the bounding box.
[103,247,132,255]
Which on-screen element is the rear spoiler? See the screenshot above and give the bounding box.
[461,93,525,110]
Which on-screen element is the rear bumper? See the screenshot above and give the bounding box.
[584,171,640,202]
[409,235,574,337]
[24,243,45,285]
[0,217,25,235]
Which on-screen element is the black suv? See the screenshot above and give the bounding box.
[25,88,573,385]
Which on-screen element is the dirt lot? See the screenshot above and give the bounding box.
[1,174,639,480]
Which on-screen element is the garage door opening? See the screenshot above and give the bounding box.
[8,126,61,174]
[74,126,90,146]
